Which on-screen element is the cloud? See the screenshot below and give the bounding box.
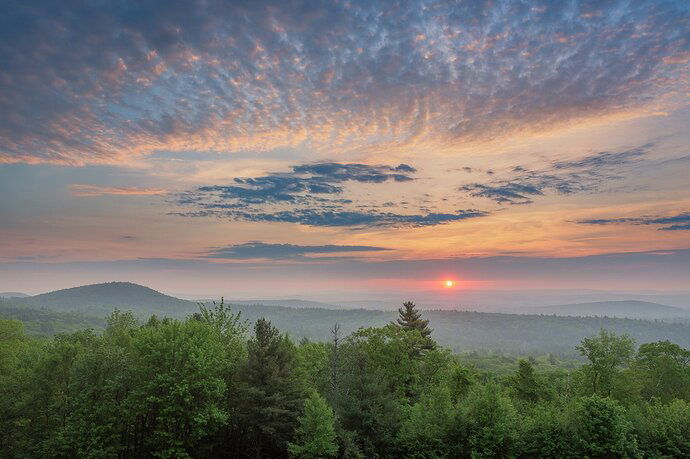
[176,161,414,206]
[173,161,486,227]
[460,183,544,205]
[460,145,652,205]
[660,224,690,231]
[69,184,167,196]
[204,241,391,261]
[1,1,687,164]
[175,208,488,228]
[577,212,690,231]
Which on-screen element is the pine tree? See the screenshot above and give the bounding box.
[288,391,338,459]
[239,318,304,457]
[395,301,435,353]
[396,301,432,338]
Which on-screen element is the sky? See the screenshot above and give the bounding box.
[1,0,689,301]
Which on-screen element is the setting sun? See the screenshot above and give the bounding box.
[444,280,455,288]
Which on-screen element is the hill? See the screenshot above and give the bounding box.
[17,282,197,317]
[5,282,688,354]
[523,300,690,319]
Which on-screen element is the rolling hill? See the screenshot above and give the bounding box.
[2,282,688,354]
[524,300,690,319]
[16,282,197,317]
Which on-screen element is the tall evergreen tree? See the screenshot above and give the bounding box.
[239,318,304,458]
[395,301,435,353]
[396,302,432,338]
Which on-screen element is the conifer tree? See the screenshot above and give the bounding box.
[395,301,435,352]
[396,301,432,338]
[240,318,304,457]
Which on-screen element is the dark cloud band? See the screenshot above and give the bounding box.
[577,212,690,231]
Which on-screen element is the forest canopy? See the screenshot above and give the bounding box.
[0,300,688,458]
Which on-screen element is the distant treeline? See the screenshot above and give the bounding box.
[229,302,690,355]
[1,300,688,458]
[2,297,688,356]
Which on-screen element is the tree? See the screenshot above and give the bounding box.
[569,395,638,457]
[330,323,341,403]
[395,301,435,354]
[446,363,475,403]
[450,382,518,458]
[518,404,573,458]
[288,391,338,459]
[512,359,546,402]
[239,318,304,458]
[127,319,227,458]
[56,338,133,458]
[628,399,690,457]
[635,340,689,402]
[396,301,432,339]
[576,329,635,396]
[337,326,409,456]
[395,384,454,458]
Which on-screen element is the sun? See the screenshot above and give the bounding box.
[444,280,455,288]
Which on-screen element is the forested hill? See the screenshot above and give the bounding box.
[2,282,688,354]
[523,300,690,319]
[229,303,690,355]
[15,282,197,316]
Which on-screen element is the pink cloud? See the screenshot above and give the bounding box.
[69,184,167,197]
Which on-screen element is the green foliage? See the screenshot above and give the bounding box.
[569,395,638,458]
[238,318,304,457]
[1,299,689,459]
[127,318,227,458]
[288,391,338,459]
[297,339,330,393]
[396,384,454,458]
[577,329,636,396]
[518,403,574,458]
[395,301,435,353]
[628,399,690,457]
[452,382,519,458]
[0,299,105,335]
[635,340,690,402]
[5,295,690,355]
[511,359,547,402]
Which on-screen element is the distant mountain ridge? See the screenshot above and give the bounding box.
[1,282,688,354]
[524,300,690,319]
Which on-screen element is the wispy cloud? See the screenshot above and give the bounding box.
[577,212,690,231]
[173,161,488,227]
[1,1,687,164]
[204,241,391,261]
[460,145,652,205]
[69,184,167,197]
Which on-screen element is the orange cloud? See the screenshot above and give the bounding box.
[69,184,167,197]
